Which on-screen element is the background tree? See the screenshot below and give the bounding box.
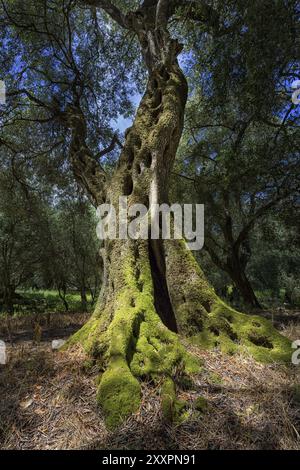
[48,197,101,311]
[0,164,47,312]
[248,210,300,307]
[172,0,300,307]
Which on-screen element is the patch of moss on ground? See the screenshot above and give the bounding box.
[194,396,208,413]
[208,372,223,385]
[161,377,189,424]
[176,373,196,390]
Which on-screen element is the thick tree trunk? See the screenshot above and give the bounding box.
[65,3,291,429]
[67,67,290,428]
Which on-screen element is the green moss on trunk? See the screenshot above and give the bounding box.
[64,51,291,430]
[66,240,291,429]
[166,239,291,363]
[65,240,200,429]
[97,357,141,429]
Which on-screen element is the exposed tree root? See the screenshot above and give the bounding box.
[65,239,291,429]
[165,239,291,364]
[62,7,290,429]
[65,241,199,428]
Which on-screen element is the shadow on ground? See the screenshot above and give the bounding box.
[0,315,300,449]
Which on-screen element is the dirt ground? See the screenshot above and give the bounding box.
[0,312,300,450]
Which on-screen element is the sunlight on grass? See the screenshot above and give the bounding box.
[0,289,95,317]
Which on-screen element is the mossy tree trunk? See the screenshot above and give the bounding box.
[65,1,291,428]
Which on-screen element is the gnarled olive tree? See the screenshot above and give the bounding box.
[64,0,290,428]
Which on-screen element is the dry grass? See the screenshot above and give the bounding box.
[0,315,300,450]
[0,312,90,342]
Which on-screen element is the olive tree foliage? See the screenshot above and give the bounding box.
[248,208,300,306]
[0,147,100,313]
[44,197,101,311]
[173,0,300,308]
[0,162,49,312]
[0,0,140,312]
[0,0,141,185]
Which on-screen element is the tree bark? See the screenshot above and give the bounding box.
[65,1,291,429]
[58,285,69,312]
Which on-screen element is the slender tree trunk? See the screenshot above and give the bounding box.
[66,2,290,428]
[226,253,261,309]
[2,284,15,314]
[58,285,69,312]
[80,286,88,312]
[230,268,261,309]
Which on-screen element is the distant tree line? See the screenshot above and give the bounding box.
[0,165,100,314]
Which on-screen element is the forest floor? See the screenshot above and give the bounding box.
[1,311,300,450]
